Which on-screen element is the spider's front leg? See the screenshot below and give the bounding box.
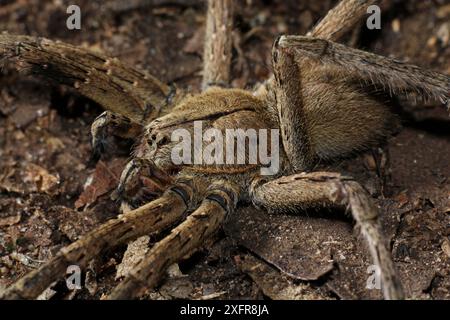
[108,179,240,299]
[250,172,404,300]
[0,34,180,124]
[271,36,397,172]
[278,36,450,107]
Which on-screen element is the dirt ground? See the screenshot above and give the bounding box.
[0,0,449,300]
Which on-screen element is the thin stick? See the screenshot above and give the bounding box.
[202,0,234,90]
[0,34,175,124]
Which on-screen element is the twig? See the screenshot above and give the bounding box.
[202,0,234,90]
[0,34,175,124]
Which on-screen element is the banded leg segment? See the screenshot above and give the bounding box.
[271,37,315,171]
[251,172,404,300]
[109,181,239,299]
[0,180,197,300]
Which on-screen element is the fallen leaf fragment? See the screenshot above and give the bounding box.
[236,254,332,300]
[0,213,21,227]
[75,158,126,209]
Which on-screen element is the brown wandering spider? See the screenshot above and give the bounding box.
[0,0,449,300]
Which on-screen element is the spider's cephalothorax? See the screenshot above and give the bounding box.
[1,0,449,300]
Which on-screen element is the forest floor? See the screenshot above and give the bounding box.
[0,0,449,299]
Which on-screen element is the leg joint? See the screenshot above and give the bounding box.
[205,182,239,214]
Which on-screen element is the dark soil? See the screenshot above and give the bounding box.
[0,0,449,299]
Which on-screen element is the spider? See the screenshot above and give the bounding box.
[0,0,449,300]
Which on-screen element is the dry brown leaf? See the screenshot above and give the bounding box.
[236,254,332,300]
[75,158,126,209]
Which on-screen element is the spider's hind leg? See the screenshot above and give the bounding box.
[278,36,450,107]
[0,177,200,300]
[0,34,179,124]
[250,172,404,300]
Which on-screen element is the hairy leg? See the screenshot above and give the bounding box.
[109,180,239,299]
[271,38,315,171]
[0,177,198,300]
[269,33,448,171]
[254,0,378,99]
[277,35,450,105]
[0,34,178,124]
[251,172,404,300]
[271,35,398,171]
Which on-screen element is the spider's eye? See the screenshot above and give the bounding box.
[156,135,169,146]
[147,133,157,144]
[145,133,156,147]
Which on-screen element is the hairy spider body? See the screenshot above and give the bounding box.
[0,0,449,300]
[119,82,394,210]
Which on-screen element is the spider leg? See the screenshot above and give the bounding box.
[308,0,379,41]
[91,111,144,160]
[0,179,198,300]
[0,34,179,124]
[250,172,404,300]
[271,38,314,171]
[108,180,239,299]
[254,0,377,100]
[278,35,450,106]
[269,34,446,173]
[202,0,234,90]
